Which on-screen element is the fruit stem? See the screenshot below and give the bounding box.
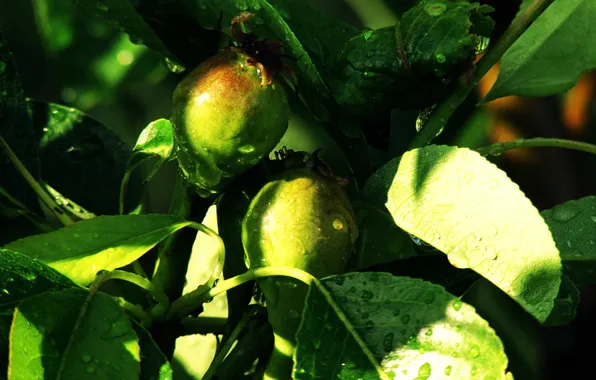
[262,333,295,380]
[476,137,596,157]
[167,267,314,320]
[409,0,554,149]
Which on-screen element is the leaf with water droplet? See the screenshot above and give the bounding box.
[295,272,510,379]
[5,214,193,285]
[363,145,562,323]
[0,249,76,307]
[28,100,142,216]
[484,0,596,102]
[541,196,596,286]
[9,288,140,379]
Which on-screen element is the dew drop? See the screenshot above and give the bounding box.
[383,332,394,352]
[463,172,474,184]
[469,345,480,358]
[86,365,96,374]
[425,328,433,336]
[485,247,498,260]
[423,292,435,304]
[418,362,431,379]
[401,314,411,324]
[92,232,100,239]
[82,354,92,363]
[334,276,345,286]
[332,218,344,231]
[238,144,255,154]
[288,309,300,319]
[551,204,580,222]
[444,365,453,376]
[452,299,463,311]
[488,145,504,156]
[435,53,446,63]
[97,3,108,11]
[393,308,401,317]
[361,290,374,300]
[365,320,375,330]
[43,242,49,247]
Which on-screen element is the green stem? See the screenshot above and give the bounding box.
[476,137,596,157]
[97,270,170,319]
[202,306,262,380]
[167,267,314,320]
[409,0,554,149]
[0,135,75,226]
[112,296,153,328]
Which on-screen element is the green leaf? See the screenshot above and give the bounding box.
[4,214,192,285]
[484,0,596,101]
[540,195,596,286]
[73,0,180,64]
[353,206,416,270]
[362,145,562,323]
[131,320,173,380]
[0,249,77,306]
[120,118,174,214]
[8,288,140,379]
[28,99,143,216]
[295,272,510,379]
[544,274,579,327]
[328,0,493,116]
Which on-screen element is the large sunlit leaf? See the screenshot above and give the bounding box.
[8,288,140,380]
[362,145,562,323]
[541,196,596,286]
[4,214,192,285]
[295,272,511,379]
[485,0,596,101]
[0,249,77,306]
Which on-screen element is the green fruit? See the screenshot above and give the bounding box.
[172,49,290,196]
[241,168,358,379]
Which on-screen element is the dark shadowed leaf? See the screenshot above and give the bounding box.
[295,272,511,379]
[8,289,140,380]
[132,320,173,380]
[4,214,192,285]
[28,99,143,216]
[541,196,596,286]
[0,249,77,307]
[362,145,562,323]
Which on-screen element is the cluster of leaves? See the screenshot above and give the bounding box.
[1,0,596,379]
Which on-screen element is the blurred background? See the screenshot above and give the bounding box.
[1,0,595,379]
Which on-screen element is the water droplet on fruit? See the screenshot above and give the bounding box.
[332,218,344,230]
[238,144,255,154]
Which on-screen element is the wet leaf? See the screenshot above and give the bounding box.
[8,288,140,380]
[295,272,510,379]
[541,196,596,286]
[362,145,562,323]
[4,214,192,285]
[0,249,77,307]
